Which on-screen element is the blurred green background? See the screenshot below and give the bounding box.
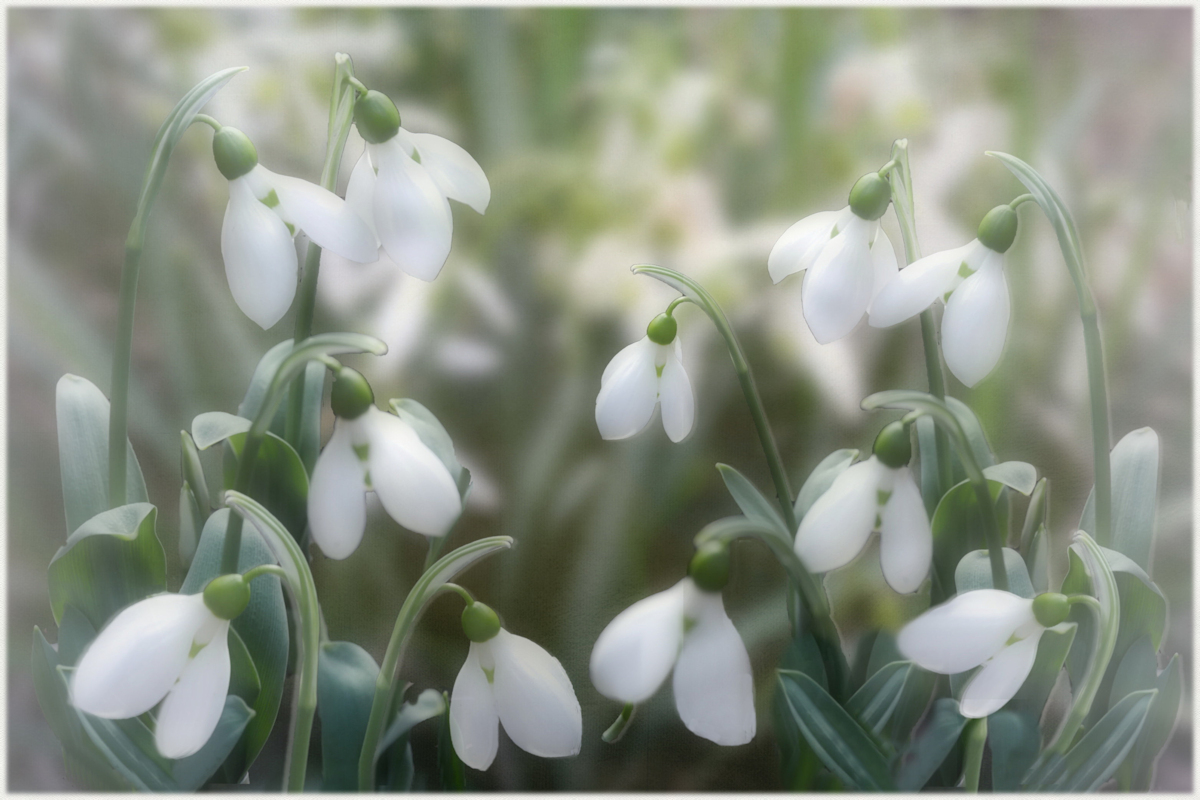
[8,6,1191,791]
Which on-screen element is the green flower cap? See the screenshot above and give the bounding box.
[354,90,401,145]
[646,313,678,346]
[203,574,251,621]
[873,421,912,469]
[848,173,892,221]
[977,204,1019,253]
[1032,592,1070,628]
[689,541,731,593]
[212,127,258,181]
[461,601,501,643]
[330,367,374,420]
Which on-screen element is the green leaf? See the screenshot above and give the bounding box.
[192,411,251,450]
[1034,689,1156,791]
[179,484,203,571]
[390,398,470,500]
[1110,636,1158,706]
[1079,427,1159,570]
[945,396,996,472]
[1129,653,1182,790]
[296,360,326,474]
[845,661,912,735]
[238,340,295,432]
[1019,477,1049,552]
[929,479,1005,600]
[982,461,1037,496]
[915,416,940,514]
[226,627,261,709]
[437,692,467,790]
[226,432,309,542]
[893,698,968,790]
[988,710,1040,791]
[954,547,1035,597]
[717,463,790,536]
[318,641,380,792]
[55,375,149,535]
[378,688,447,756]
[776,670,894,790]
[57,603,98,666]
[1026,523,1050,593]
[47,504,166,629]
[780,629,829,691]
[794,449,859,522]
[180,430,211,511]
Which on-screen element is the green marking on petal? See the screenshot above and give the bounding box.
[682,616,697,635]
[830,224,839,238]
[483,666,495,684]
[655,364,665,378]
[353,444,370,462]
[957,260,973,278]
[876,489,892,506]
[874,512,882,529]
[285,221,296,236]
[189,640,205,659]
[260,189,280,208]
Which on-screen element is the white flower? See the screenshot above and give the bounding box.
[768,205,898,344]
[69,593,231,759]
[868,238,1010,387]
[589,577,755,745]
[793,455,931,594]
[307,406,463,559]
[345,130,489,283]
[449,628,582,771]
[595,336,695,442]
[222,164,378,329]
[897,589,1046,718]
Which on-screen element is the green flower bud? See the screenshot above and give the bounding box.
[689,541,731,592]
[873,421,912,469]
[461,601,501,643]
[848,173,891,221]
[354,90,401,145]
[1032,592,1070,628]
[977,204,1019,253]
[212,127,259,181]
[646,313,678,346]
[203,574,251,620]
[330,367,374,420]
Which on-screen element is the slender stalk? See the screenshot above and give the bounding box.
[962,717,988,792]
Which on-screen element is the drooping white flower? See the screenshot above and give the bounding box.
[589,577,756,745]
[69,592,231,759]
[595,316,695,443]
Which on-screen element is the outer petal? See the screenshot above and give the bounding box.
[959,631,1042,719]
[345,150,381,242]
[878,467,932,594]
[767,209,841,284]
[261,167,378,264]
[867,229,899,307]
[364,408,463,538]
[307,421,368,560]
[221,176,297,329]
[400,130,491,214]
[897,590,1035,674]
[801,216,875,344]
[70,594,208,719]
[155,622,231,759]
[657,344,695,443]
[672,591,756,745]
[590,580,690,703]
[370,138,453,281]
[595,337,659,440]
[491,630,582,758]
[449,645,500,771]
[868,240,981,329]
[941,250,1010,388]
[794,457,883,574]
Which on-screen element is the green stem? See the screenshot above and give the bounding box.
[435,582,475,605]
[191,113,222,131]
[963,717,988,792]
[241,563,288,583]
[1009,193,1037,208]
[601,704,637,743]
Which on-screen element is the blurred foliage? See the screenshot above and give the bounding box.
[8,6,1191,791]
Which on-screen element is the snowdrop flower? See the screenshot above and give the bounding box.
[794,422,931,594]
[595,312,695,442]
[345,90,489,282]
[869,204,1019,387]
[212,126,378,329]
[769,173,899,344]
[590,543,755,745]
[69,574,254,758]
[307,367,462,559]
[450,600,582,771]
[898,589,1071,718]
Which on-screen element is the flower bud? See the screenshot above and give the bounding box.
[330,367,374,420]
[202,574,251,620]
[873,421,912,469]
[977,204,1019,253]
[212,127,259,181]
[1032,592,1070,628]
[689,541,731,592]
[461,601,501,643]
[848,173,891,221]
[646,313,678,346]
[354,90,401,145]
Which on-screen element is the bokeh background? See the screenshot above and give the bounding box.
[7,6,1192,791]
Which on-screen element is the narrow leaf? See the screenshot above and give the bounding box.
[845,661,912,735]
[717,463,790,535]
[318,642,380,791]
[894,698,968,791]
[1079,427,1159,569]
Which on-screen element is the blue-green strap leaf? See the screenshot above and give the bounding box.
[716,463,790,536]
[318,641,381,792]
[844,660,913,735]
[893,697,968,791]
[1079,427,1159,569]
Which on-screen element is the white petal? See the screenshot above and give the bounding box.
[794,457,884,573]
[491,630,582,758]
[801,216,875,344]
[155,622,231,759]
[959,631,1042,719]
[595,337,659,440]
[878,467,932,594]
[402,130,490,214]
[370,139,453,281]
[868,240,980,329]
[70,594,209,719]
[450,645,500,771]
[658,348,695,443]
[867,229,899,306]
[672,591,755,745]
[345,150,381,242]
[221,176,297,329]
[307,421,368,560]
[364,408,463,537]
[767,209,841,284]
[896,590,1034,674]
[941,250,1010,388]
[590,580,690,703]
[261,168,379,264]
